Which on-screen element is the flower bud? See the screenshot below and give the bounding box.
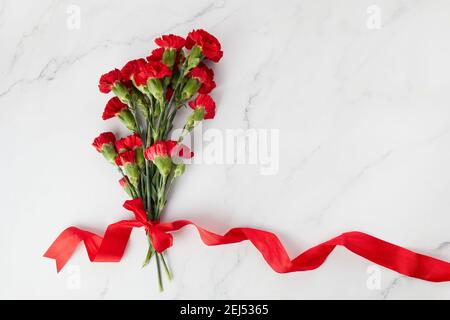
[119,177,133,198]
[116,151,140,188]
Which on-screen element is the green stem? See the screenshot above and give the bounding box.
[155,252,164,292]
[160,252,172,281]
[142,245,154,268]
[154,61,187,141]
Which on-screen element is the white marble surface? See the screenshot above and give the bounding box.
[1,0,450,299]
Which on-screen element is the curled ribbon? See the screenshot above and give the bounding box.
[44,198,450,282]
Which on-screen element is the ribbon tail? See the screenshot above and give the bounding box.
[44,221,139,272]
[160,221,450,282]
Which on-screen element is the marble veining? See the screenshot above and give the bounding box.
[1,0,450,299]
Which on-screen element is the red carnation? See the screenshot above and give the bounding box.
[119,177,127,187]
[154,34,186,50]
[188,94,216,120]
[102,97,128,120]
[115,150,136,166]
[99,69,122,93]
[92,132,116,152]
[166,87,174,102]
[121,59,146,81]
[144,141,193,161]
[144,141,170,161]
[146,48,164,62]
[189,62,216,94]
[166,141,194,159]
[134,61,172,86]
[186,29,223,62]
[115,134,143,152]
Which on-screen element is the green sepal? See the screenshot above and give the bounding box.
[186,45,202,73]
[180,78,201,101]
[184,108,204,133]
[101,143,117,164]
[124,163,140,188]
[131,90,149,119]
[162,48,176,68]
[173,163,186,178]
[147,78,164,104]
[117,109,137,132]
[192,107,205,121]
[112,82,130,104]
[154,156,173,177]
[136,148,145,170]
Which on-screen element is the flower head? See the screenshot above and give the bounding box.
[144,141,193,161]
[92,132,116,152]
[115,134,143,152]
[98,69,122,93]
[92,132,117,164]
[115,150,136,166]
[154,34,186,50]
[186,29,223,62]
[102,97,137,132]
[189,62,216,94]
[188,94,216,120]
[144,141,193,176]
[119,177,127,188]
[120,58,146,81]
[146,48,164,62]
[102,97,128,120]
[134,61,172,87]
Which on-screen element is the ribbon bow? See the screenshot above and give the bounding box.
[44,199,450,282]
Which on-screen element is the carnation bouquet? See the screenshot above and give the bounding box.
[45,30,450,291]
[93,30,221,290]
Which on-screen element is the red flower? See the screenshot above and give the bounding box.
[115,134,143,152]
[189,62,216,94]
[169,141,194,159]
[92,132,116,152]
[144,141,193,161]
[166,87,174,102]
[134,61,172,86]
[146,48,164,62]
[188,94,216,119]
[121,59,146,81]
[119,177,127,187]
[186,29,223,62]
[102,97,128,120]
[115,150,136,166]
[99,69,122,93]
[154,34,186,50]
[144,141,169,161]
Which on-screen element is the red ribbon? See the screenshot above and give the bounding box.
[44,198,450,282]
